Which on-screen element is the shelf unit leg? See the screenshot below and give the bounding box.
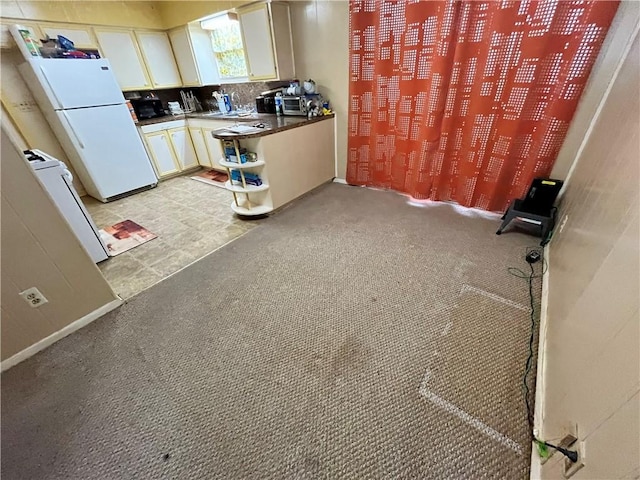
[225,167,240,206]
[232,139,251,209]
[229,169,239,206]
[220,138,240,207]
[233,140,248,189]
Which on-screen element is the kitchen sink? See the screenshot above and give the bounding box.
[192,111,260,122]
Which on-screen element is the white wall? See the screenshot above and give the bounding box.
[551,1,640,180]
[1,128,120,363]
[538,10,639,479]
[290,0,349,179]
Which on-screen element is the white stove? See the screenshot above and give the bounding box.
[26,149,109,263]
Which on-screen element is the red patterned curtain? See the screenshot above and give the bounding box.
[347,0,619,211]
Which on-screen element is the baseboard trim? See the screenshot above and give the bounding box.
[530,441,543,480]
[333,178,348,184]
[333,115,339,179]
[1,298,123,372]
[531,244,551,478]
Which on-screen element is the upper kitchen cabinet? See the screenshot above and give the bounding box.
[169,25,220,87]
[39,24,98,49]
[136,31,182,89]
[238,2,294,81]
[94,28,151,91]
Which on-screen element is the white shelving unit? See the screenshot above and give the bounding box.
[210,116,336,218]
[219,159,266,169]
[217,138,273,216]
[230,202,273,216]
[224,180,269,193]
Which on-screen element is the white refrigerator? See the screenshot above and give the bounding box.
[19,58,158,202]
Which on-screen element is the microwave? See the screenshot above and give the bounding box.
[256,87,284,114]
[256,95,276,114]
[282,95,308,116]
[130,98,165,120]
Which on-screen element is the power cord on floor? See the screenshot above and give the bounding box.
[523,260,536,430]
[507,247,579,464]
[507,246,548,280]
[508,248,541,430]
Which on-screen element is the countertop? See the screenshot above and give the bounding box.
[208,114,335,140]
[136,114,186,126]
[136,112,335,139]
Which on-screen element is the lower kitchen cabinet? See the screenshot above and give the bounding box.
[187,126,211,168]
[202,127,225,170]
[140,119,235,179]
[168,127,198,170]
[141,122,199,179]
[144,131,181,178]
[187,119,229,171]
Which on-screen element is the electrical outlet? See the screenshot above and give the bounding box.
[564,440,585,478]
[540,433,577,465]
[19,287,48,308]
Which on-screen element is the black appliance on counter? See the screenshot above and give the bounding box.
[130,98,165,120]
[255,87,284,114]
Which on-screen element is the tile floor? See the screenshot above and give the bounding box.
[84,174,255,300]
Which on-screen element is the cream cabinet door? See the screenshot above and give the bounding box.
[188,24,220,85]
[169,26,221,87]
[168,127,198,170]
[203,127,225,170]
[94,29,150,90]
[169,27,199,86]
[269,2,295,80]
[136,31,182,88]
[39,24,98,49]
[238,3,277,80]
[188,127,212,167]
[144,131,180,178]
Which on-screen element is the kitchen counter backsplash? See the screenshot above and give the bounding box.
[200,81,289,110]
[125,80,291,114]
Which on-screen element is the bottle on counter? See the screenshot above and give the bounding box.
[126,100,138,123]
[275,93,283,116]
[223,93,232,113]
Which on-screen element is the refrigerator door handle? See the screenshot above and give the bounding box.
[39,65,63,110]
[61,111,85,149]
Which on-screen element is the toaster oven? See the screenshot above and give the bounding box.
[282,95,308,116]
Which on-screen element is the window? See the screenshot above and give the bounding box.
[201,13,248,79]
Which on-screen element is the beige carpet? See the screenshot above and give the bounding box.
[1,183,541,479]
